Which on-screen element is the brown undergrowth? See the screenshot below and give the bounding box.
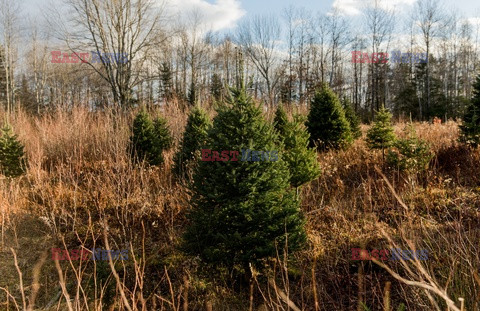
[0,106,479,310]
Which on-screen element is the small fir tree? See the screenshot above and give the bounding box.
[342,97,362,139]
[173,107,212,180]
[306,85,353,150]
[0,124,26,178]
[282,114,321,190]
[129,109,157,165]
[273,104,289,139]
[366,106,396,159]
[183,88,306,273]
[153,115,173,151]
[460,74,480,147]
[386,124,433,173]
[129,109,172,166]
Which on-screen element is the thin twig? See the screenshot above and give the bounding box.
[10,248,26,311]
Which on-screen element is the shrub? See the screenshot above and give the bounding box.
[0,124,26,178]
[183,88,306,273]
[173,106,211,180]
[386,124,433,173]
[306,85,353,150]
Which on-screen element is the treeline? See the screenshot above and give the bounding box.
[1,0,479,121]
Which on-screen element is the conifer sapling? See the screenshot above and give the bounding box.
[273,104,289,140]
[129,109,172,166]
[386,124,433,173]
[306,85,353,150]
[282,114,321,190]
[0,124,26,178]
[173,106,212,180]
[366,106,396,160]
[183,88,306,273]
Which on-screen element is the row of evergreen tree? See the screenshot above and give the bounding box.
[125,76,480,279]
[0,75,479,280]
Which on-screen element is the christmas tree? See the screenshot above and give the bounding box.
[0,124,26,178]
[306,85,353,150]
[282,114,321,190]
[273,104,289,140]
[173,106,212,180]
[129,109,172,166]
[183,88,306,273]
[366,106,396,159]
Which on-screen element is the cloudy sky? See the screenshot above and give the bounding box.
[173,0,480,32]
[24,0,480,33]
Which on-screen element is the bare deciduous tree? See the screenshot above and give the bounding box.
[414,0,445,119]
[0,0,20,114]
[237,14,281,106]
[364,0,395,119]
[51,0,168,107]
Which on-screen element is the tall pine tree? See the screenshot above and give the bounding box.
[460,74,480,147]
[306,85,353,150]
[159,62,173,101]
[210,73,223,102]
[187,82,197,107]
[183,88,306,273]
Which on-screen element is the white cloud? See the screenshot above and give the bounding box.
[466,17,480,27]
[332,0,417,16]
[332,0,362,16]
[166,0,246,32]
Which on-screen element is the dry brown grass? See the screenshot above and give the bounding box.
[0,105,479,310]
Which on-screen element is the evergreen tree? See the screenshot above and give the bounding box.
[460,74,480,147]
[273,104,289,139]
[153,115,173,152]
[282,114,321,190]
[366,106,396,159]
[173,107,212,180]
[187,82,196,107]
[386,124,433,173]
[393,82,419,119]
[279,74,295,105]
[183,88,306,273]
[129,109,157,165]
[306,85,353,150]
[19,74,36,113]
[0,124,26,178]
[210,73,223,102]
[159,62,173,101]
[342,97,362,139]
[129,109,172,166]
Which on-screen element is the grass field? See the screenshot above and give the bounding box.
[0,105,479,310]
